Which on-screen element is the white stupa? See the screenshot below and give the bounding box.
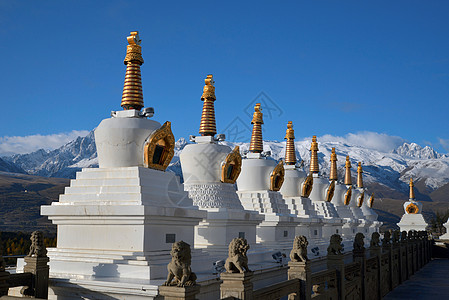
[39,32,207,298]
[306,136,344,240]
[397,178,428,232]
[236,114,300,250]
[179,75,263,254]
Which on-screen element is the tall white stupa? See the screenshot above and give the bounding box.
[179,75,263,254]
[356,162,381,234]
[236,113,300,250]
[397,178,428,232]
[40,31,207,298]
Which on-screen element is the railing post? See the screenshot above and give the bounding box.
[288,236,311,300]
[381,231,392,296]
[159,285,201,300]
[399,231,408,282]
[21,231,50,299]
[353,233,366,300]
[220,238,253,300]
[369,232,382,300]
[288,261,310,300]
[326,234,344,300]
[0,247,9,296]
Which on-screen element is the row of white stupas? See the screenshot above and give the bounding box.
[25,32,381,298]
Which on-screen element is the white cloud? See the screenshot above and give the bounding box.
[0,130,90,157]
[438,138,449,152]
[317,131,407,152]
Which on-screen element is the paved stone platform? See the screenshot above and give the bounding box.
[384,258,449,299]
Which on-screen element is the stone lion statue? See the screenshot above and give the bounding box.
[290,235,309,262]
[27,231,47,258]
[401,231,407,242]
[163,241,197,287]
[370,232,380,248]
[353,233,365,251]
[327,234,343,255]
[392,230,400,244]
[382,231,391,246]
[225,237,251,273]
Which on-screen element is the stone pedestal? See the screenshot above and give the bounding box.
[397,214,428,232]
[158,285,201,300]
[0,270,9,296]
[220,272,254,300]
[288,261,311,300]
[327,254,345,300]
[23,256,50,299]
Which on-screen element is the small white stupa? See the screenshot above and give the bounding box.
[41,32,207,294]
[397,178,428,232]
[307,136,344,240]
[355,163,381,234]
[236,114,300,250]
[329,148,359,238]
[179,75,263,254]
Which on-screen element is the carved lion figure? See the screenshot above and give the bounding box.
[225,237,251,273]
[163,241,197,287]
[290,235,309,262]
[370,232,380,248]
[392,230,400,244]
[353,233,365,251]
[327,234,343,255]
[27,231,47,258]
[401,231,407,242]
[382,231,391,246]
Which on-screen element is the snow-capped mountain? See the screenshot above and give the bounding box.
[2,132,449,201]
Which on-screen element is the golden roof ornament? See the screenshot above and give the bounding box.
[284,121,296,165]
[249,103,263,153]
[121,31,144,110]
[329,147,338,180]
[309,136,319,174]
[357,162,363,188]
[199,74,217,136]
[409,178,415,200]
[344,156,352,185]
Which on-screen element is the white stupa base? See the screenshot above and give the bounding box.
[350,206,366,220]
[255,216,300,251]
[283,196,319,218]
[237,190,291,215]
[397,213,428,232]
[439,221,449,239]
[40,166,207,281]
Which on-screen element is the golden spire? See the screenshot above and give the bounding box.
[344,156,352,185]
[357,162,363,188]
[199,74,217,136]
[121,31,144,110]
[309,135,319,174]
[249,103,263,153]
[284,121,296,165]
[329,147,338,180]
[409,178,415,199]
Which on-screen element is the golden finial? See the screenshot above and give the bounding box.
[357,162,363,188]
[284,121,296,165]
[121,31,144,110]
[344,156,352,185]
[199,74,217,136]
[329,147,338,180]
[409,178,415,200]
[249,103,263,153]
[309,135,319,174]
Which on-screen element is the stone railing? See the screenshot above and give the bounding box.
[158,230,432,300]
[0,231,49,299]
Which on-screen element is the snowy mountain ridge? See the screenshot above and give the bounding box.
[2,131,449,197]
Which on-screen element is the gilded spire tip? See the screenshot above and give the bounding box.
[199,74,217,136]
[409,178,415,199]
[284,121,296,165]
[309,135,319,174]
[357,162,363,188]
[329,147,338,180]
[121,31,144,110]
[344,156,352,185]
[249,103,263,153]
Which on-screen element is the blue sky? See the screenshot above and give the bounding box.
[0,0,448,155]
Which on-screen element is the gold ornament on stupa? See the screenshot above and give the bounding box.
[284,121,296,165]
[344,156,352,185]
[249,103,263,153]
[329,148,338,180]
[409,178,415,200]
[309,136,319,174]
[121,31,144,110]
[357,162,363,188]
[199,74,217,136]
